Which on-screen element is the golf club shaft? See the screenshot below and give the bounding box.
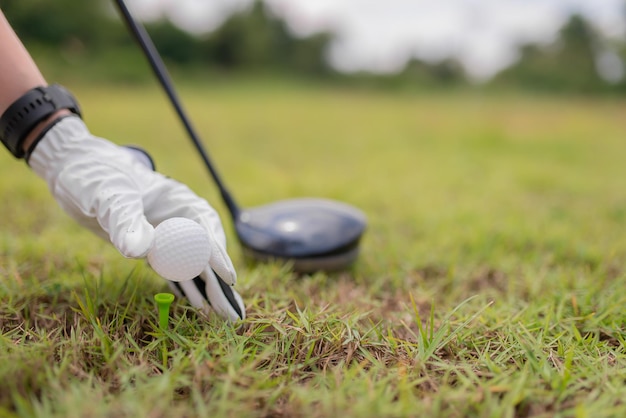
[113,0,240,219]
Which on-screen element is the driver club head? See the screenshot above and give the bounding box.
[234,198,367,273]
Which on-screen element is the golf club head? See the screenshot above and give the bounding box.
[235,198,366,273]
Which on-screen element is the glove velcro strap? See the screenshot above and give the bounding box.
[0,84,82,159]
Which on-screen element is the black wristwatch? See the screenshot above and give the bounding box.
[0,84,82,159]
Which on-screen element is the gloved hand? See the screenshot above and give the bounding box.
[28,115,245,321]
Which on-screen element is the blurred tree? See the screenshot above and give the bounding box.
[398,58,465,87]
[146,22,205,65]
[1,0,120,50]
[3,1,624,92]
[494,15,608,93]
[0,0,146,82]
[0,0,332,81]
[199,1,332,76]
[339,59,466,92]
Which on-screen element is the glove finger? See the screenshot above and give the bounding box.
[55,161,155,258]
[168,270,245,322]
[142,178,237,285]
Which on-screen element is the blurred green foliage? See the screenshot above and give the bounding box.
[1,0,625,93]
[493,15,625,94]
[1,0,121,48]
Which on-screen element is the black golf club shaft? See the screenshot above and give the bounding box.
[113,0,240,219]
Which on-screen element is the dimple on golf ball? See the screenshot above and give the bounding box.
[147,217,211,282]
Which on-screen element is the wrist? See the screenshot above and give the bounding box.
[0,84,82,159]
[22,109,72,153]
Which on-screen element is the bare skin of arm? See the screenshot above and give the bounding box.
[0,9,70,154]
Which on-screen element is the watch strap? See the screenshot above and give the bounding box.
[0,84,82,159]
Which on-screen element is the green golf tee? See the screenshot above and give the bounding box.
[154,293,175,331]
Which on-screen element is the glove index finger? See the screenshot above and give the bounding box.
[208,241,237,286]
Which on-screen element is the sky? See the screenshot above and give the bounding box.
[127,0,626,81]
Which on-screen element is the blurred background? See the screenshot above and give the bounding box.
[2,0,626,93]
[2,0,626,278]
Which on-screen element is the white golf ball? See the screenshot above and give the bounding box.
[147,217,211,282]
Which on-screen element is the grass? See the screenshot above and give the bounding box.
[2,79,626,417]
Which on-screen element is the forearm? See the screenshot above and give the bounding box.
[0,10,46,112]
[0,9,69,154]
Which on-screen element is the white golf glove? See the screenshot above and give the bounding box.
[28,115,245,321]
